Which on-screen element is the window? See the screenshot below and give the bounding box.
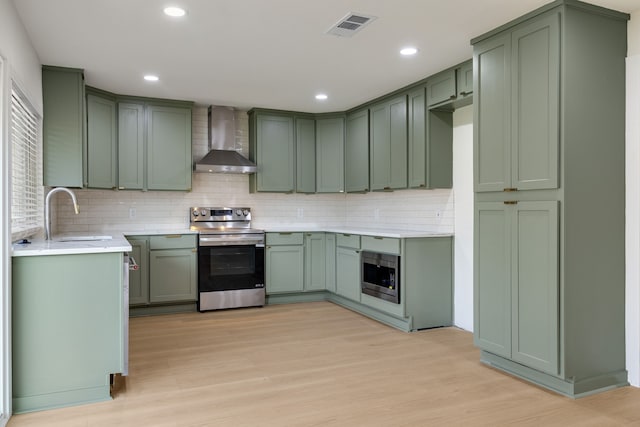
[10,85,42,242]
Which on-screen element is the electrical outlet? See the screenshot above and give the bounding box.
[129,207,136,219]
[436,210,442,218]
[297,208,304,219]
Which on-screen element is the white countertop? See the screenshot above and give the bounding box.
[12,233,132,257]
[263,226,453,239]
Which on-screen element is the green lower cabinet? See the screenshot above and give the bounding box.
[127,235,197,315]
[128,238,149,305]
[149,248,197,303]
[336,246,361,301]
[325,233,336,292]
[474,201,559,375]
[304,233,326,291]
[12,252,125,413]
[265,244,304,293]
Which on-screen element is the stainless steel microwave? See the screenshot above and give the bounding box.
[361,251,400,304]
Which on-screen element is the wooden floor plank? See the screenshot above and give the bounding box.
[8,302,640,426]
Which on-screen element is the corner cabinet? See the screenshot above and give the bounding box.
[472,0,628,397]
[304,232,326,291]
[316,116,345,193]
[42,66,86,188]
[296,117,316,193]
[345,108,370,192]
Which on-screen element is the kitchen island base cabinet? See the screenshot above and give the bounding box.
[12,253,125,413]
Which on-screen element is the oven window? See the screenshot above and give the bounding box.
[199,245,264,292]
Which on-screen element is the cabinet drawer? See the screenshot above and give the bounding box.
[336,233,361,249]
[266,232,304,246]
[361,235,400,255]
[149,234,196,250]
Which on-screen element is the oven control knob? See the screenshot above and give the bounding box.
[235,209,243,216]
[200,209,207,216]
[192,210,199,217]
[242,209,250,216]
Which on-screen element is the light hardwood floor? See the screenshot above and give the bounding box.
[8,301,640,426]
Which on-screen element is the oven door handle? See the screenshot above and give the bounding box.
[199,236,265,246]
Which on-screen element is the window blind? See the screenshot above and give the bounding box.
[11,86,42,241]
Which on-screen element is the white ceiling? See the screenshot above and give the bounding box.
[12,0,639,113]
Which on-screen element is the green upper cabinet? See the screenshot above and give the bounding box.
[304,232,326,291]
[249,112,295,193]
[426,69,456,106]
[316,116,345,193]
[86,91,117,189]
[369,95,408,191]
[42,66,86,188]
[474,12,559,193]
[408,87,426,188]
[117,102,145,190]
[146,105,192,191]
[456,60,473,98]
[345,108,369,192]
[296,117,316,193]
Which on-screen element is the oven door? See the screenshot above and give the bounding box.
[198,244,265,293]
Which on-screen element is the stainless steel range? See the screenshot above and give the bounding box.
[190,207,265,311]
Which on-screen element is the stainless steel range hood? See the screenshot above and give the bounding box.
[194,106,257,174]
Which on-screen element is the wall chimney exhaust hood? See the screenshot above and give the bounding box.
[194,106,257,174]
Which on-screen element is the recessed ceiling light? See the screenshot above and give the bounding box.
[315,93,328,101]
[144,75,159,82]
[164,6,186,17]
[400,47,418,56]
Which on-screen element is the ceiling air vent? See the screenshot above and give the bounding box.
[326,13,377,37]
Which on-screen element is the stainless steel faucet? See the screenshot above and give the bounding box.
[45,187,80,240]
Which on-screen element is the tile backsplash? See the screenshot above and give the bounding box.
[53,106,454,234]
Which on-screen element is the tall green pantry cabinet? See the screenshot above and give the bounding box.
[473,0,628,397]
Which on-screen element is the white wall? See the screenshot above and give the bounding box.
[453,105,473,331]
[0,0,42,422]
[626,8,640,388]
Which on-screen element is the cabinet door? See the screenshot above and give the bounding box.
[42,67,85,188]
[474,33,511,192]
[511,201,559,375]
[457,60,474,98]
[127,238,149,305]
[408,87,426,188]
[304,233,326,291]
[345,109,369,192]
[316,117,345,193]
[149,248,197,303]
[426,69,456,106]
[87,94,117,189]
[296,117,316,193]
[336,247,361,301]
[325,233,337,292]
[428,110,453,189]
[474,202,511,358]
[256,115,295,192]
[370,96,408,190]
[146,105,192,191]
[265,245,304,293]
[511,13,559,191]
[118,102,145,190]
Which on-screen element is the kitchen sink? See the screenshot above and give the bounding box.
[56,235,113,242]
